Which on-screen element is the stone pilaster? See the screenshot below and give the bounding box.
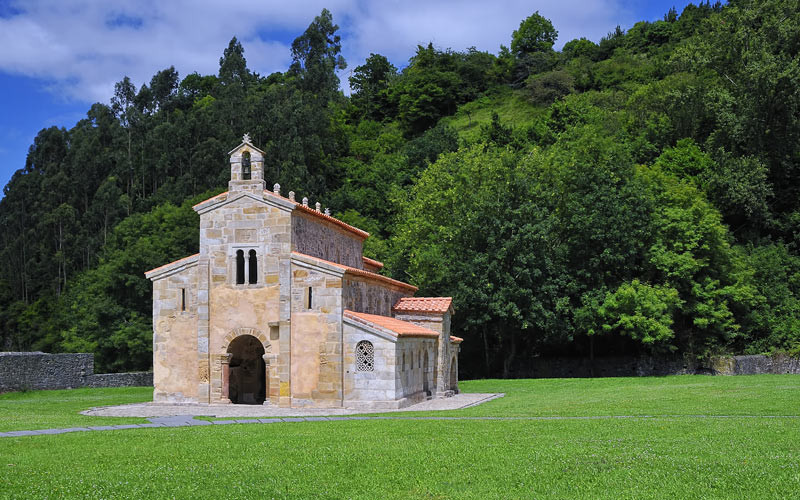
[197,257,211,402]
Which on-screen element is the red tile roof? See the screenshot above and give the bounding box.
[291,200,369,239]
[192,190,369,240]
[393,297,453,314]
[192,191,228,209]
[291,252,418,292]
[144,253,199,279]
[450,336,464,343]
[344,310,439,338]
[362,256,384,270]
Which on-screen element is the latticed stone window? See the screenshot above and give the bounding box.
[355,341,374,372]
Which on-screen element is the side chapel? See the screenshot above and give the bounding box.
[145,136,462,408]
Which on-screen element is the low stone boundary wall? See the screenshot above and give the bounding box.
[0,352,152,392]
[710,354,800,375]
[85,372,153,388]
[512,354,799,378]
[513,355,700,379]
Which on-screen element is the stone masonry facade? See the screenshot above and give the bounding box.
[146,136,462,409]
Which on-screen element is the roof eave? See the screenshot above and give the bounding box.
[227,141,266,156]
[145,254,200,281]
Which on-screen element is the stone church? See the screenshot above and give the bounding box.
[145,136,462,408]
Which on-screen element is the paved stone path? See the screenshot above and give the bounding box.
[80,392,503,418]
[0,393,504,438]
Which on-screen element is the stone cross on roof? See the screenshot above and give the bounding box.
[242,133,252,144]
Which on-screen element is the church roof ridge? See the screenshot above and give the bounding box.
[393,297,453,314]
[291,251,418,292]
[290,197,369,239]
[144,253,199,280]
[227,133,266,156]
[344,310,439,338]
[191,190,369,240]
[362,256,384,269]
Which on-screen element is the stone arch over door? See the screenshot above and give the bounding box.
[219,328,272,404]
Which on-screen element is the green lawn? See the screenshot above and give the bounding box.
[431,374,800,417]
[1,376,799,499]
[0,387,151,432]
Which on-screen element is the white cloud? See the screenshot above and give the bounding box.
[0,0,637,104]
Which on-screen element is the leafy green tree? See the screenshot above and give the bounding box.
[218,37,250,88]
[390,44,495,135]
[394,144,561,377]
[149,66,180,113]
[562,38,599,61]
[59,195,205,371]
[349,53,397,121]
[690,0,800,226]
[736,243,800,354]
[511,11,558,56]
[653,138,715,180]
[639,165,753,357]
[289,8,347,96]
[526,70,575,105]
[591,280,681,348]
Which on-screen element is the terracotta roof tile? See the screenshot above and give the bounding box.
[291,252,418,292]
[144,253,199,279]
[344,310,439,338]
[290,200,369,239]
[393,297,453,314]
[192,191,227,209]
[362,256,384,270]
[450,336,464,343]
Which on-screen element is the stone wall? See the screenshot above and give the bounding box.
[710,354,800,375]
[395,338,437,400]
[292,212,363,269]
[509,354,800,379]
[343,276,413,316]
[196,191,294,405]
[393,310,454,397]
[510,356,701,379]
[85,371,153,388]
[151,261,199,403]
[290,259,344,407]
[0,352,152,393]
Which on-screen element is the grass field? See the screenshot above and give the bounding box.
[440,86,545,142]
[0,387,150,432]
[1,376,799,499]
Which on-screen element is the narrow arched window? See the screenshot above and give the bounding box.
[242,152,251,180]
[355,341,374,372]
[248,249,257,284]
[236,250,245,284]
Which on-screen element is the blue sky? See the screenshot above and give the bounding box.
[0,0,703,196]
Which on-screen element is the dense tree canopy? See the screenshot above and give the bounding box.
[1,2,799,375]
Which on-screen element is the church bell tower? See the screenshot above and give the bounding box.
[228,133,266,194]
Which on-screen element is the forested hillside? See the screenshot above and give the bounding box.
[1,1,799,377]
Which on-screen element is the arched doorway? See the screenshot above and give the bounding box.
[227,335,266,404]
